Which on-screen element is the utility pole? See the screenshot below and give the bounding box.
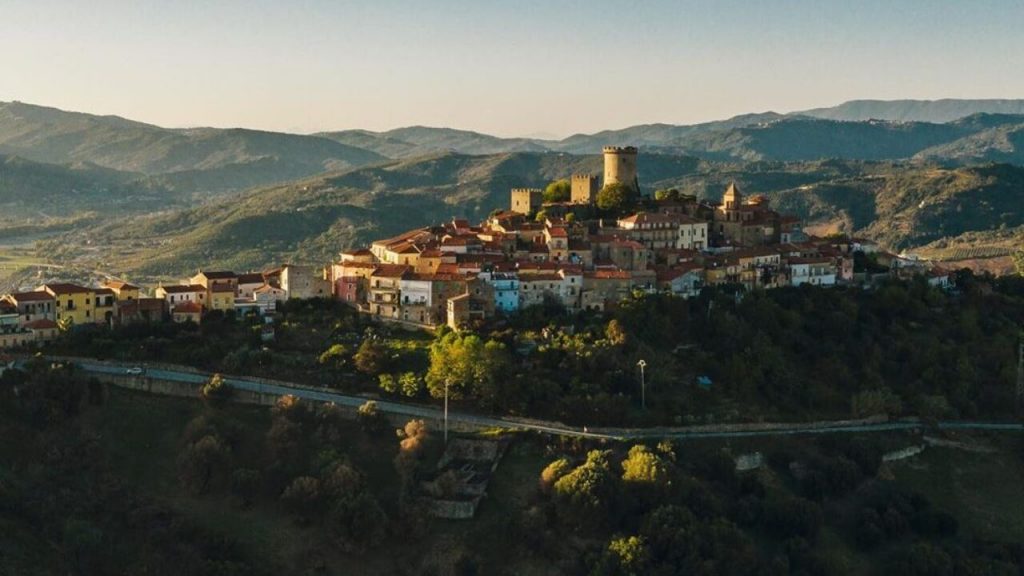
[637,359,647,410]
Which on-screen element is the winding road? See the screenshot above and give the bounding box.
[17,357,1024,440]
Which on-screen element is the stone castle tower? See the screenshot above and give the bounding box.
[510,188,543,215]
[603,146,639,193]
[571,174,599,204]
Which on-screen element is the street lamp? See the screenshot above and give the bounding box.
[637,359,647,410]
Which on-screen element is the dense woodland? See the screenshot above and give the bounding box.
[2,358,1023,575]
[47,271,1024,427]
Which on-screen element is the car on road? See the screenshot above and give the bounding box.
[125,366,145,375]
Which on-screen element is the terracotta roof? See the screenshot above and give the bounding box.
[237,273,265,284]
[341,248,373,256]
[5,291,54,302]
[41,283,92,295]
[522,273,562,282]
[585,270,632,280]
[197,270,236,279]
[547,227,568,238]
[212,284,236,293]
[24,319,58,330]
[371,264,411,278]
[172,301,203,314]
[159,284,205,294]
[94,288,115,296]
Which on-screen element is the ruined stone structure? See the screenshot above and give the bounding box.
[603,146,639,193]
[509,188,543,215]
[571,173,600,204]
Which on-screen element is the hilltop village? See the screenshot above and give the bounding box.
[0,146,951,348]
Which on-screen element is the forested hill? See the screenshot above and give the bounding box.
[58,152,1023,276]
[0,101,388,192]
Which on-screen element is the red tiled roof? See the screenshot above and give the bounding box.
[585,270,632,280]
[160,284,205,294]
[197,270,236,279]
[371,264,411,278]
[172,301,203,314]
[5,291,54,302]
[41,283,91,295]
[24,319,58,330]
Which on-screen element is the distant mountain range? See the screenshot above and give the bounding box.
[5,98,1024,173]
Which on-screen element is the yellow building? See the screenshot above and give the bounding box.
[40,283,95,327]
[208,284,236,312]
[102,280,142,301]
[94,288,117,325]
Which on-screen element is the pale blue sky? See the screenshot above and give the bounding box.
[2,0,1023,137]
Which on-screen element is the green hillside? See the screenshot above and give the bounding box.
[42,151,1021,278]
[0,154,174,218]
[0,101,388,191]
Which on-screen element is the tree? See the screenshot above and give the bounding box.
[354,339,388,375]
[552,450,618,531]
[378,373,398,394]
[915,394,952,424]
[425,332,510,404]
[654,188,680,202]
[318,343,351,368]
[621,445,669,485]
[596,183,632,213]
[230,468,261,508]
[200,373,233,408]
[534,209,548,223]
[605,319,629,346]
[357,400,390,434]
[399,372,424,397]
[178,434,232,495]
[280,476,323,525]
[603,535,650,576]
[544,179,572,203]
[395,419,430,483]
[540,458,573,494]
[851,388,902,418]
[327,492,389,552]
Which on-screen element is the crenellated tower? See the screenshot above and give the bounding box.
[603,146,639,193]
